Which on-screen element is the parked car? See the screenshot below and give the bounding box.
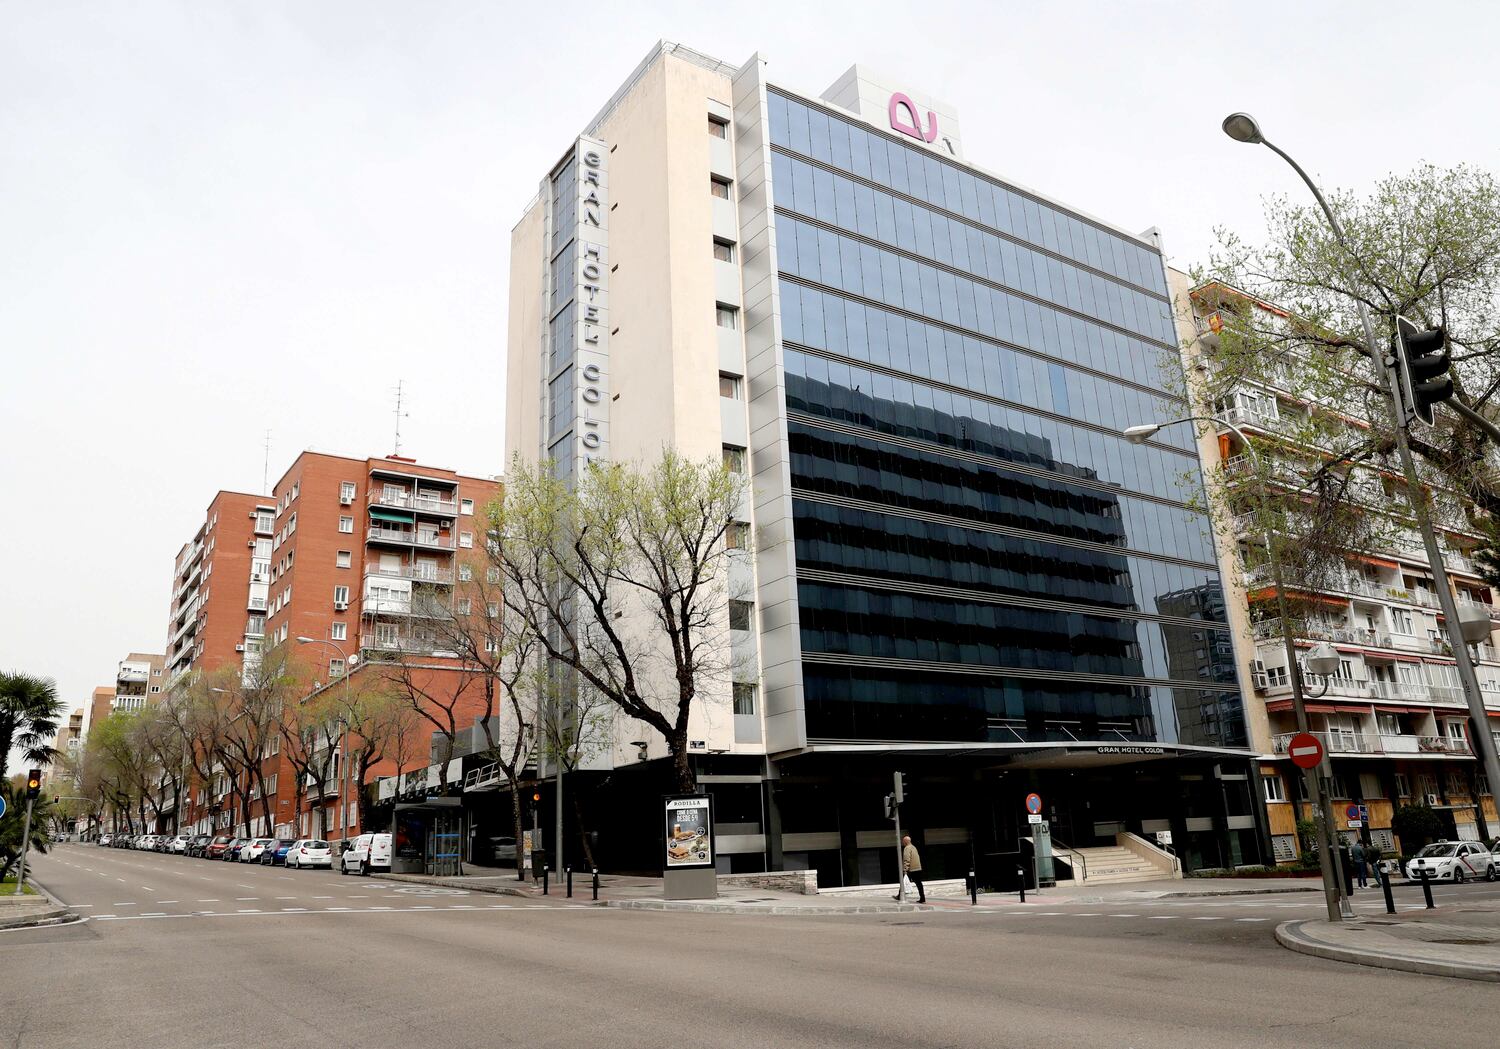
[477,836,517,865]
[203,835,234,860]
[262,839,295,866]
[286,840,333,869]
[186,834,212,857]
[241,838,275,863]
[1405,840,1497,883]
[224,838,246,861]
[339,833,392,876]
[97,833,113,847]
[169,834,190,854]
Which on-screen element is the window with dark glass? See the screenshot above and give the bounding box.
[728,600,754,631]
[710,176,731,200]
[713,239,735,262]
[722,445,746,473]
[718,373,742,399]
[716,304,738,329]
[708,116,728,139]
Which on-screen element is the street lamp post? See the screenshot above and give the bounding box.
[297,637,353,842]
[1222,113,1500,838]
[1127,416,1348,921]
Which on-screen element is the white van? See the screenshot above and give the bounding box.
[340,832,393,876]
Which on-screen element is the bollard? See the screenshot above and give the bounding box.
[968,869,977,906]
[566,866,573,898]
[1419,868,1434,909]
[592,868,599,901]
[542,866,549,896]
[1381,866,1396,915]
[1017,865,1026,904]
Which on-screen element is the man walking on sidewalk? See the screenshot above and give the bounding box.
[1350,840,1368,888]
[894,835,925,903]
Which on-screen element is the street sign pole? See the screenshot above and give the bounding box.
[892,772,904,902]
[13,796,35,896]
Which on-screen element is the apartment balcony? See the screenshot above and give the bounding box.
[361,596,451,619]
[368,490,459,517]
[366,526,455,550]
[247,595,268,611]
[359,633,439,655]
[364,562,455,585]
[1272,731,1470,758]
[1215,406,1280,434]
[1459,600,1500,624]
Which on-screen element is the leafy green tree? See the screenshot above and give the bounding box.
[0,671,62,783]
[1192,163,1500,585]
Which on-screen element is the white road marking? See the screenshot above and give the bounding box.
[235,897,259,901]
[1235,918,1268,922]
[1147,915,1178,920]
[281,907,307,912]
[312,896,333,900]
[196,899,220,903]
[157,900,178,904]
[237,909,262,914]
[1190,916,1224,921]
[1108,913,1139,918]
[140,886,154,891]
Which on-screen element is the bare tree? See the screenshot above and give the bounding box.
[495,449,745,794]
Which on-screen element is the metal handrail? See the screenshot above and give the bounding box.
[1049,836,1086,883]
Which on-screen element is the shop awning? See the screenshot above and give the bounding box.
[369,507,414,523]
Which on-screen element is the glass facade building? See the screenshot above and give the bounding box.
[764,90,1244,751]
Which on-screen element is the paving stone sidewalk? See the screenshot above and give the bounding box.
[1277,901,1500,982]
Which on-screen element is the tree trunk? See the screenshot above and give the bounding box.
[572,790,596,870]
[671,733,695,794]
[511,784,526,882]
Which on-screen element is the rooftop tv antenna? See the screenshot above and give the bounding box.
[262,430,272,494]
[392,380,409,456]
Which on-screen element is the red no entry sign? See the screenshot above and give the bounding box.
[1287,732,1325,769]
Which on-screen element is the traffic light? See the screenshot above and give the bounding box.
[531,791,541,804]
[883,794,896,820]
[26,769,42,799]
[1394,316,1453,426]
[892,771,904,805]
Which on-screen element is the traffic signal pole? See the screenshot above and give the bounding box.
[13,796,35,896]
[1252,131,1500,843]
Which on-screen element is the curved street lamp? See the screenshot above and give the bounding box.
[1128,414,1347,917]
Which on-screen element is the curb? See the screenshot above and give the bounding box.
[606,899,933,915]
[1275,919,1500,983]
[0,906,78,932]
[1160,886,1321,898]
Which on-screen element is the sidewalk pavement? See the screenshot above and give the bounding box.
[383,869,928,913]
[0,883,78,930]
[383,868,1317,914]
[1277,901,1500,982]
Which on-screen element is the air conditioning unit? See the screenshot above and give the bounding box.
[1426,793,1442,807]
[1249,660,1268,692]
[334,601,349,611]
[440,518,453,528]
[340,494,354,505]
[234,644,245,653]
[247,539,256,548]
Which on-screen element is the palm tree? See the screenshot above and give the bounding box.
[0,672,62,783]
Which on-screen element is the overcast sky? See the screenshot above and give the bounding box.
[4,1,1497,736]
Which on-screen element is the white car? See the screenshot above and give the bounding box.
[96,833,112,847]
[339,833,392,876]
[1405,841,1497,883]
[240,838,276,863]
[168,834,190,854]
[285,839,333,869]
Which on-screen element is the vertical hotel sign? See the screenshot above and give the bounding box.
[572,136,609,470]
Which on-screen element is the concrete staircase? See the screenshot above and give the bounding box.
[1055,844,1165,885]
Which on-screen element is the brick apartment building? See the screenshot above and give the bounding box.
[172,452,500,841]
[85,686,115,736]
[166,491,279,685]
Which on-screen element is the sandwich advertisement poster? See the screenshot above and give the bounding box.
[664,794,714,869]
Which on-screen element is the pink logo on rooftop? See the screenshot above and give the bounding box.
[888,92,938,144]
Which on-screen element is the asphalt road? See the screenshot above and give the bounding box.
[5,844,1497,1049]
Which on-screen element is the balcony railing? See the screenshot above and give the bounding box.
[364,562,455,584]
[1273,731,1472,758]
[369,490,459,516]
[1216,406,1280,432]
[247,596,268,611]
[366,526,455,550]
[361,597,451,618]
[359,634,438,655]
